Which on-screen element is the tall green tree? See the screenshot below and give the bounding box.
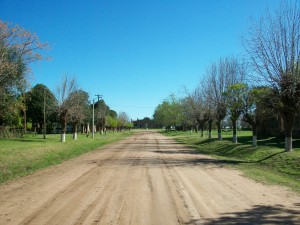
[26,84,57,133]
[240,87,274,147]
[105,115,118,132]
[153,94,182,130]
[224,83,248,143]
[241,87,260,146]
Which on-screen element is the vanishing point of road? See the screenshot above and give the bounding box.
[0,131,299,225]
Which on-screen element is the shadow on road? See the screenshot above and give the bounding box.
[90,139,249,169]
[184,204,300,225]
[102,154,244,169]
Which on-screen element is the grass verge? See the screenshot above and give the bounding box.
[163,130,300,193]
[0,131,132,184]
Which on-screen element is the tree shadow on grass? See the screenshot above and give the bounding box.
[195,136,287,148]
[256,151,286,163]
[257,137,285,149]
[0,138,45,143]
[194,138,254,159]
[192,136,290,164]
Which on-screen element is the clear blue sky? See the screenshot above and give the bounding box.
[1,0,282,120]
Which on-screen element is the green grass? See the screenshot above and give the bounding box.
[163,130,300,193]
[0,131,132,184]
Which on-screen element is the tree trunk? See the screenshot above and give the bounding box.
[73,123,78,140]
[87,123,90,133]
[43,123,46,139]
[281,111,295,152]
[200,126,204,137]
[232,119,237,143]
[61,133,66,142]
[216,120,222,140]
[208,119,213,139]
[61,120,66,143]
[252,123,257,147]
[194,123,199,132]
[285,137,292,152]
[38,122,42,134]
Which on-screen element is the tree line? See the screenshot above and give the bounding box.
[154,1,300,152]
[0,20,133,142]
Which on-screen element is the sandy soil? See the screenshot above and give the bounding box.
[0,131,299,225]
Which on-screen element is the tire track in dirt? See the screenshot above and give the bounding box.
[19,143,132,225]
[75,133,146,225]
[153,132,300,224]
[13,137,140,225]
[155,137,202,225]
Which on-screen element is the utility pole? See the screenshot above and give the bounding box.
[43,87,46,139]
[92,94,103,138]
[23,92,26,135]
[95,94,102,103]
[92,98,95,138]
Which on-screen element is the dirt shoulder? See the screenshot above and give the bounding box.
[0,131,299,225]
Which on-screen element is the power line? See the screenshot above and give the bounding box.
[109,105,155,109]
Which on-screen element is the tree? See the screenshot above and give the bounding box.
[109,110,118,119]
[153,94,182,130]
[207,61,227,140]
[0,20,48,134]
[240,86,274,147]
[117,112,130,131]
[181,97,198,131]
[105,110,118,132]
[206,56,246,140]
[0,20,48,80]
[0,91,22,130]
[95,99,110,134]
[69,90,90,140]
[201,77,216,139]
[0,20,48,103]
[153,101,169,128]
[243,1,300,151]
[125,121,134,130]
[241,86,259,146]
[55,75,78,142]
[26,84,57,134]
[212,56,246,143]
[224,83,247,143]
[0,88,21,127]
[184,87,209,137]
[105,115,118,132]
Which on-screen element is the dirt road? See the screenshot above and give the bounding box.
[0,131,299,225]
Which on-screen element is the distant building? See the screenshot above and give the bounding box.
[132,117,157,129]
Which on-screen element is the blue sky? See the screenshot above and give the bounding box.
[1,0,282,120]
